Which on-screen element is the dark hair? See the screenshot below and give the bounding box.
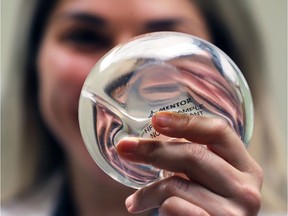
[23,0,63,188]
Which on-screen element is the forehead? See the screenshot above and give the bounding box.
[48,0,211,41]
[54,0,204,24]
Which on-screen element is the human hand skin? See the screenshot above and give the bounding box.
[117,112,263,216]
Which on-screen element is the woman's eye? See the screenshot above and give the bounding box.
[61,29,111,51]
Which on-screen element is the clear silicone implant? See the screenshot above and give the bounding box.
[78,31,254,189]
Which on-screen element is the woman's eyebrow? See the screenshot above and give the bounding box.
[145,19,183,30]
[56,12,107,26]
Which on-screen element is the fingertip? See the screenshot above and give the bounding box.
[125,194,135,212]
[117,138,138,152]
[116,138,139,161]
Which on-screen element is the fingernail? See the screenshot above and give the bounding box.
[125,194,134,212]
[153,112,173,127]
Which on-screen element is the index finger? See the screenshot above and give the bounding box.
[151,112,258,173]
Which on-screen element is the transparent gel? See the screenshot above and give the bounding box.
[78,32,254,189]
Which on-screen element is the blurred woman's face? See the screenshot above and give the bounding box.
[37,0,210,181]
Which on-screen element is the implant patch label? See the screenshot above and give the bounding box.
[142,98,205,139]
[147,97,205,118]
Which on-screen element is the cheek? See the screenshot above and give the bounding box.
[40,49,95,107]
[37,42,100,149]
[37,43,114,182]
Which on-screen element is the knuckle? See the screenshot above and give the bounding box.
[160,176,189,195]
[246,189,261,211]
[159,197,208,216]
[222,207,242,216]
[212,118,232,140]
[253,164,264,186]
[184,144,209,165]
[181,113,193,128]
[145,141,160,164]
[238,184,262,212]
[133,187,146,203]
[180,114,197,134]
[158,197,175,216]
[213,117,229,131]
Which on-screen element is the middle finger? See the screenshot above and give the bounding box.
[117,138,244,197]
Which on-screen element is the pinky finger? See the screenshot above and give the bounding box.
[159,196,210,216]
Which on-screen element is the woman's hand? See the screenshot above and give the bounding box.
[117,112,263,216]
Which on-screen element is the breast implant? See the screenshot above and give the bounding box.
[78,32,254,189]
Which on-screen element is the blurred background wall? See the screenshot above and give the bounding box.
[247,0,287,146]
